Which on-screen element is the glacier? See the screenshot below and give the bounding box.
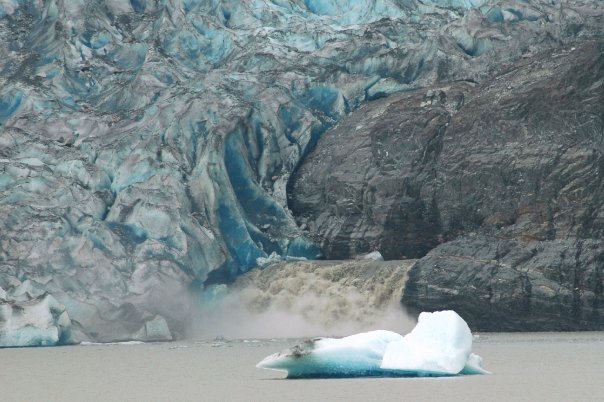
[1,0,603,344]
[257,310,489,378]
[0,291,73,347]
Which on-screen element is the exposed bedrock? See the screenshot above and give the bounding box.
[290,41,604,330]
[404,237,604,331]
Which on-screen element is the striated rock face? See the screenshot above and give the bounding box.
[290,40,604,260]
[403,237,604,331]
[290,39,604,329]
[1,0,603,341]
[401,42,604,331]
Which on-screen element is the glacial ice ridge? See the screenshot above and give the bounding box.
[1,0,602,343]
[257,310,489,378]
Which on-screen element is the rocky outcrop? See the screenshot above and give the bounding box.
[290,40,604,259]
[403,237,604,331]
[290,40,604,330]
[402,42,604,331]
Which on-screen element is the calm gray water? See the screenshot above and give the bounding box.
[1,332,603,402]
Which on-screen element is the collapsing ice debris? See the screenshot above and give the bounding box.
[256,310,490,378]
[0,293,73,347]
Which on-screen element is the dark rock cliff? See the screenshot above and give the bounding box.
[290,41,604,330]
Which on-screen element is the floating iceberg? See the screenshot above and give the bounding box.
[257,330,404,378]
[381,310,475,375]
[257,310,489,378]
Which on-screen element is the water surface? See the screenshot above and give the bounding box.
[1,332,602,401]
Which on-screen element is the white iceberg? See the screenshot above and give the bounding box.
[359,251,384,261]
[257,310,489,378]
[381,310,475,375]
[460,353,490,375]
[257,330,403,378]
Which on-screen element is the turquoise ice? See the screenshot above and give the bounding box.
[257,310,490,378]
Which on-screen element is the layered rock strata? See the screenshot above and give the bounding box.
[290,40,604,330]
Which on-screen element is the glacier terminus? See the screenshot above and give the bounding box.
[1,1,603,345]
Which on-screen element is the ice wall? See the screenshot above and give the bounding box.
[1,0,601,343]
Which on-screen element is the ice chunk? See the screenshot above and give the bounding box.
[133,315,173,342]
[256,330,403,378]
[361,251,384,261]
[0,294,73,347]
[380,310,472,375]
[460,353,491,375]
[257,310,489,378]
[256,251,282,268]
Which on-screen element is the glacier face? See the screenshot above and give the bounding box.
[1,0,602,344]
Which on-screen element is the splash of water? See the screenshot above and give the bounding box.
[189,260,416,340]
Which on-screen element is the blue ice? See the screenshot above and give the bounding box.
[257,310,490,378]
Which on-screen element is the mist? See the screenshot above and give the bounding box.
[187,260,417,340]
